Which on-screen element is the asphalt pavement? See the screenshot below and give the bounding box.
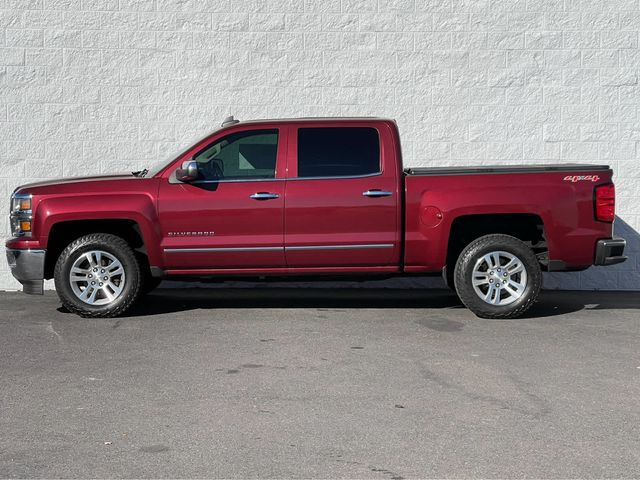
[0,288,639,478]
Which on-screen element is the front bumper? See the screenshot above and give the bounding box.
[5,248,46,294]
[594,238,627,266]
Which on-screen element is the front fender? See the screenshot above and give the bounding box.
[35,193,163,267]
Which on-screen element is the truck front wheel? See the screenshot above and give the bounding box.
[454,234,542,319]
[54,233,142,318]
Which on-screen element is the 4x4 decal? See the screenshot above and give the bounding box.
[563,175,600,183]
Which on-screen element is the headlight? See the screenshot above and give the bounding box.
[9,193,32,237]
[11,195,31,213]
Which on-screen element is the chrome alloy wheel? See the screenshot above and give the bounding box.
[471,251,528,306]
[69,250,126,306]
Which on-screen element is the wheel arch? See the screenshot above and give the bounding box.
[445,213,547,274]
[44,219,149,280]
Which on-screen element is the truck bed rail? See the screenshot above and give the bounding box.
[404,164,611,176]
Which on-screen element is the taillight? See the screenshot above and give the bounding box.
[595,184,615,222]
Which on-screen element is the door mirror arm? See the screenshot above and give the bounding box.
[176,160,198,183]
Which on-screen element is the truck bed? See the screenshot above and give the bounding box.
[404,164,611,176]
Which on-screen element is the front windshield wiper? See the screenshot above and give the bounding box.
[132,168,148,177]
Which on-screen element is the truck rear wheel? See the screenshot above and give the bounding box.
[454,234,541,319]
[54,233,142,318]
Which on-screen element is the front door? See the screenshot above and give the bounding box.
[284,123,401,268]
[158,127,286,270]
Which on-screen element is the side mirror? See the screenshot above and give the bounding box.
[176,160,198,182]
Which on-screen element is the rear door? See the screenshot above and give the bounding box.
[283,122,400,268]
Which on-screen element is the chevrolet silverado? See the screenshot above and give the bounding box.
[6,117,627,318]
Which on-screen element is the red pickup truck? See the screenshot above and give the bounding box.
[6,117,626,319]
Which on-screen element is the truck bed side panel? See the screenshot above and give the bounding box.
[403,169,614,272]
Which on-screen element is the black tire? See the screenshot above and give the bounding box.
[454,234,542,319]
[54,233,142,318]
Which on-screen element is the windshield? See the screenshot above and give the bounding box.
[142,130,218,178]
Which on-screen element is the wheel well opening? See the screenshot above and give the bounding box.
[446,214,547,272]
[44,219,146,279]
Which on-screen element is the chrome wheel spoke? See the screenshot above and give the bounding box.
[80,285,98,303]
[105,281,122,296]
[481,254,494,270]
[484,285,501,304]
[84,253,95,267]
[491,252,501,270]
[101,286,115,302]
[108,266,124,277]
[472,273,490,286]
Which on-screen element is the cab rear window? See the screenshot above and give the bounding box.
[297,127,380,178]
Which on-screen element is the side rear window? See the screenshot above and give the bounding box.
[297,127,380,178]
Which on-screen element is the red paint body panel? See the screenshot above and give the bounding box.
[283,120,401,268]
[403,170,613,271]
[7,177,164,267]
[158,180,286,268]
[6,117,617,279]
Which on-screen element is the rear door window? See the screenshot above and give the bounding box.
[297,127,380,178]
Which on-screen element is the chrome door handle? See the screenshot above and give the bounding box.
[363,189,393,198]
[250,192,280,200]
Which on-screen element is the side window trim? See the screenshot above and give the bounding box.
[286,171,383,181]
[293,126,382,180]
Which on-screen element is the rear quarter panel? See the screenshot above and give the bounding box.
[404,169,614,271]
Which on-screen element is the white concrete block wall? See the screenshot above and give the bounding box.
[1,0,639,291]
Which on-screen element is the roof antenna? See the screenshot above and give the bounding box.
[221,115,240,127]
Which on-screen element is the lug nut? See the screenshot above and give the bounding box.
[503,280,507,284]
[91,281,95,285]
[490,271,494,275]
[103,276,108,281]
[101,269,105,273]
[504,272,508,276]
[88,274,92,278]
[99,282,103,286]
[489,279,493,283]
[93,268,98,272]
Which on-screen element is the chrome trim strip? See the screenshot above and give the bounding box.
[164,246,284,253]
[6,248,46,254]
[286,171,382,181]
[164,244,394,253]
[286,244,394,251]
